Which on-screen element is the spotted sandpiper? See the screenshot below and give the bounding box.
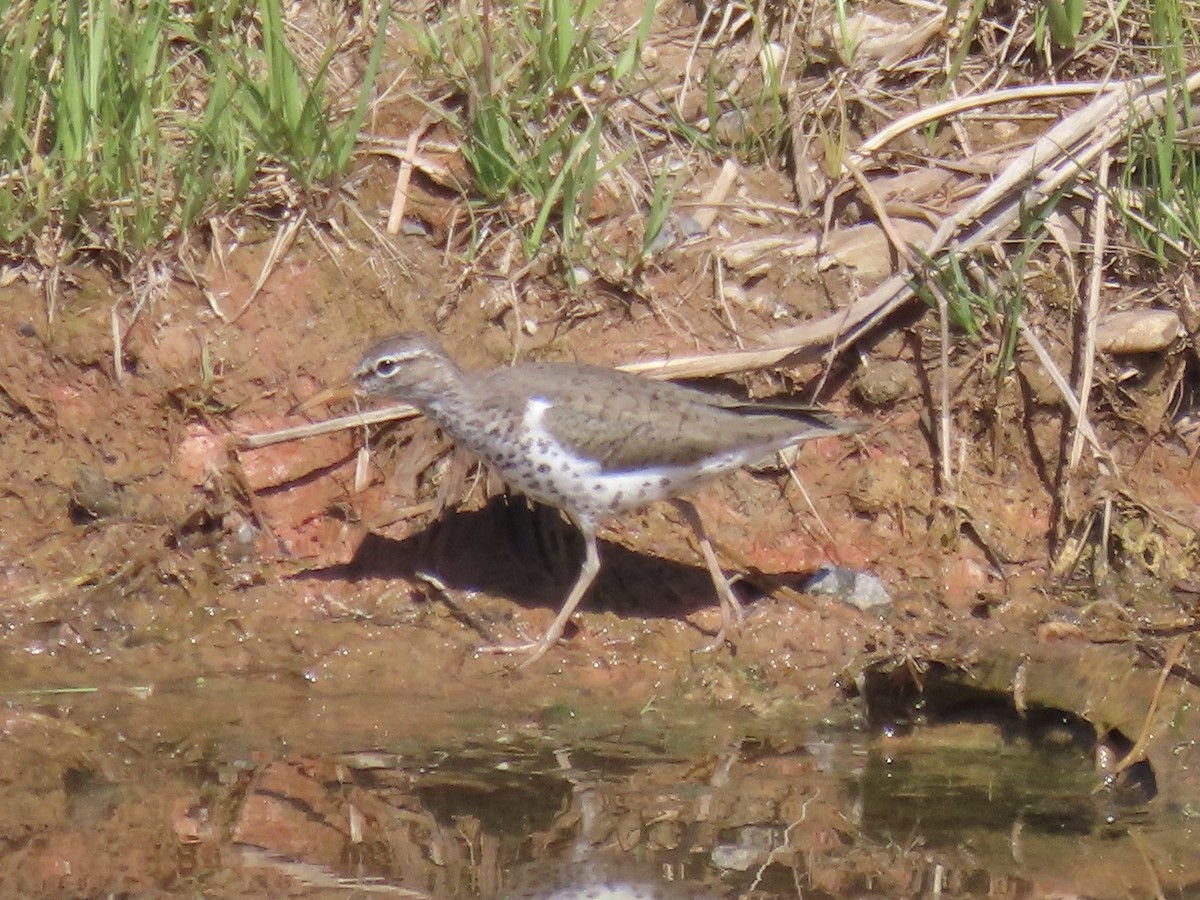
[303,333,859,666]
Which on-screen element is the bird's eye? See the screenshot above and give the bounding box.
[374,357,399,377]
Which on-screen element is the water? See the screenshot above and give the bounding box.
[1,675,1194,898]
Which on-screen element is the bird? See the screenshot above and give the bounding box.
[301,333,860,667]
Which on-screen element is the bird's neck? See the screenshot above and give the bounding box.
[418,366,481,427]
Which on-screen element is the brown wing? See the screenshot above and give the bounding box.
[497,364,855,473]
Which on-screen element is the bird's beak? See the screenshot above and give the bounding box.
[290,380,357,416]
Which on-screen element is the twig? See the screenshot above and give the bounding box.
[841,155,953,490]
[1017,318,1117,475]
[240,405,417,449]
[849,81,1115,164]
[1069,151,1110,469]
[1107,635,1187,781]
[387,115,436,234]
[626,71,1200,380]
[221,209,307,322]
[693,159,740,232]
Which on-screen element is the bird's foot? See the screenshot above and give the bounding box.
[475,637,536,656]
[696,625,730,655]
[694,576,744,655]
[475,628,562,669]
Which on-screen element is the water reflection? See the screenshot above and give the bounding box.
[1,677,1196,898]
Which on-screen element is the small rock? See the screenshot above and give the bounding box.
[68,466,122,522]
[855,360,917,406]
[848,457,912,516]
[1095,309,1181,353]
[399,218,429,237]
[805,564,892,610]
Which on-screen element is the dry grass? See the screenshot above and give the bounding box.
[9,0,1200,583]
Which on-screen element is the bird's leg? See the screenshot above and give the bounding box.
[671,499,743,651]
[519,522,600,667]
[476,521,601,668]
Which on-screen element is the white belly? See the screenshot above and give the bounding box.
[477,399,703,523]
